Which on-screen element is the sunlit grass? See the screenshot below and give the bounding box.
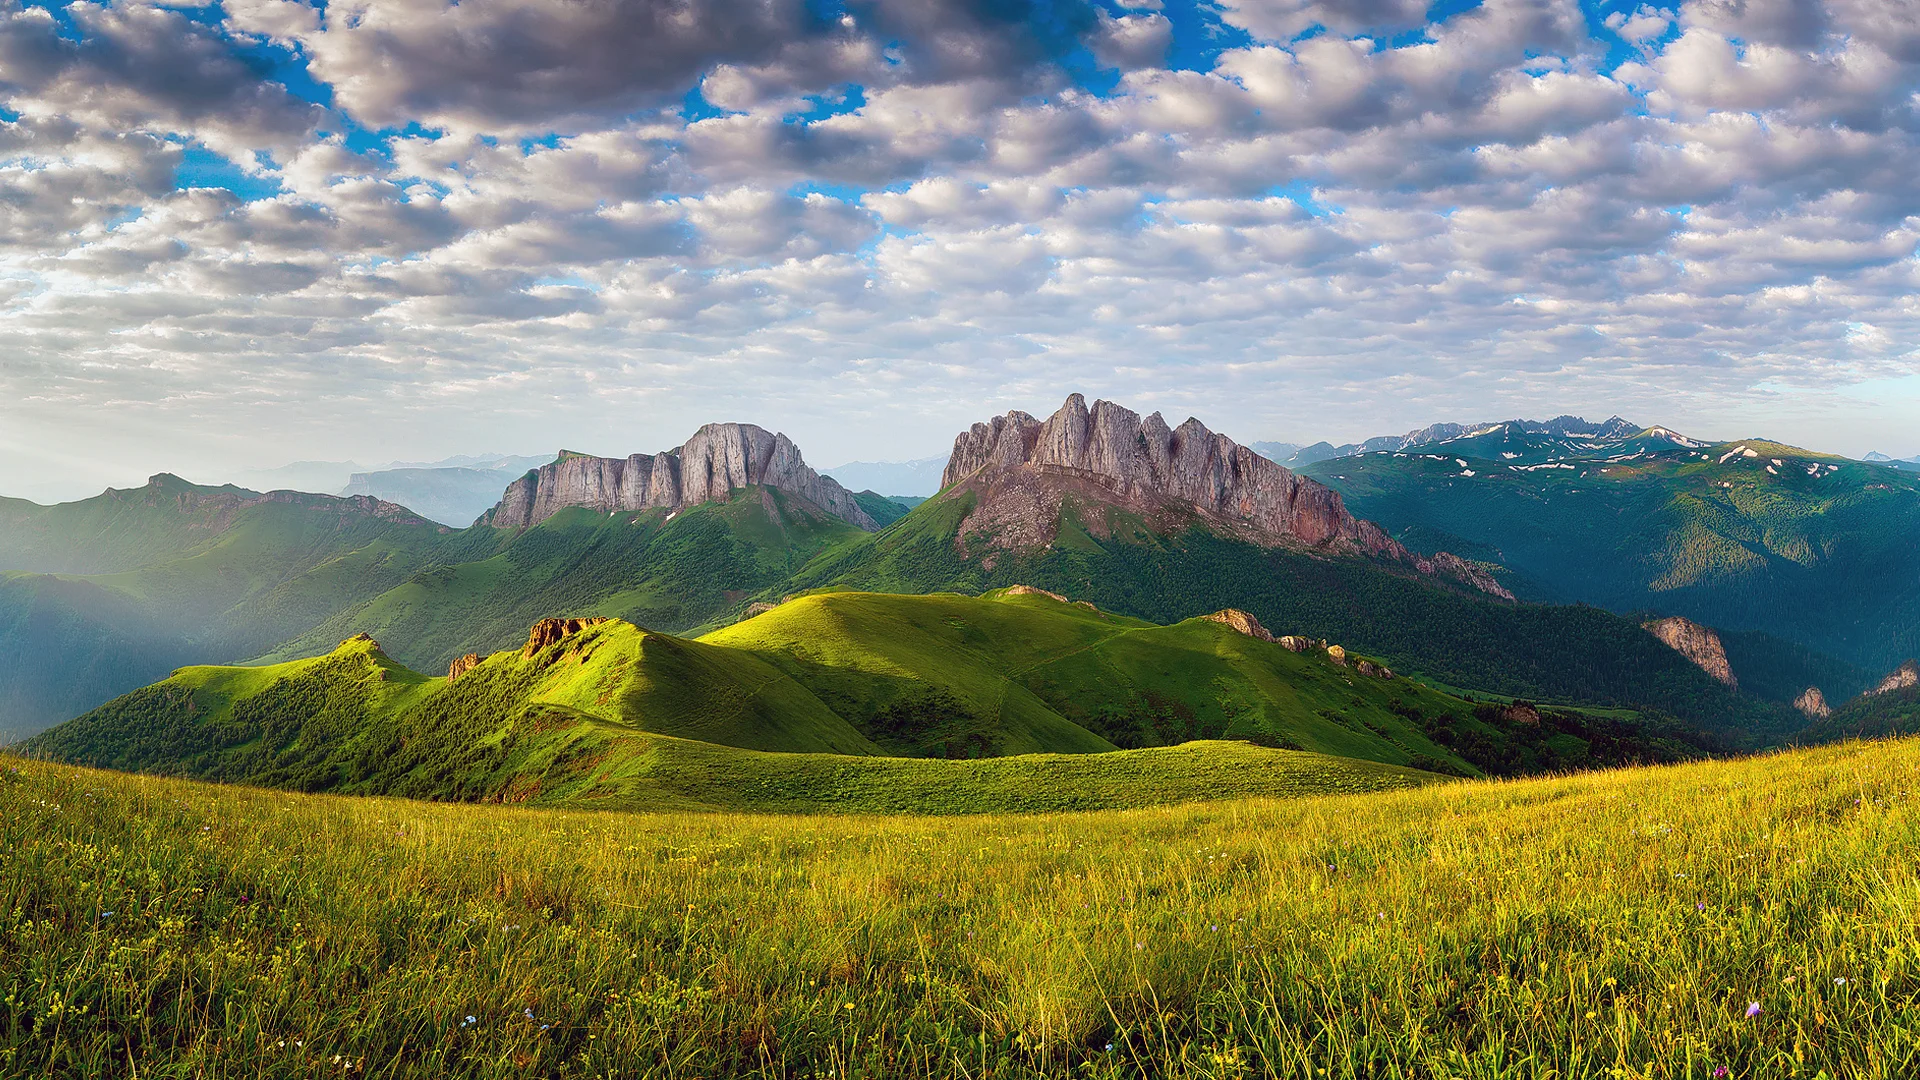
[5,739,1920,1077]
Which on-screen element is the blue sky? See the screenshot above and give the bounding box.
[2,0,1918,500]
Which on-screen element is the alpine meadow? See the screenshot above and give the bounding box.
[8,0,1920,1076]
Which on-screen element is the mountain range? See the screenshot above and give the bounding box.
[1297,421,1920,674]
[6,396,1917,767]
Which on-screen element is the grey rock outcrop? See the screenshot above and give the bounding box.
[479,423,875,530]
[940,394,1510,597]
[1643,616,1737,688]
[1869,660,1920,696]
[1794,686,1831,719]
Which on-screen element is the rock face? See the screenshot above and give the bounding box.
[939,395,1510,597]
[1642,617,1737,688]
[523,617,610,657]
[1869,660,1920,696]
[1794,686,1832,719]
[446,653,482,681]
[1005,584,1070,603]
[1203,608,1274,642]
[479,423,875,530]
[944,395,1400,552]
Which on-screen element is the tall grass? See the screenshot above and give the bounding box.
[4,740,1919,1078]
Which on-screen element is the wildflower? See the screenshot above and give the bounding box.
[1745,1001,1762,1018]
[843,1003,854,1010]
[1712,1068,1730,1078]
[1835,977,1848,986]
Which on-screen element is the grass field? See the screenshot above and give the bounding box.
[6,739,1920,1078]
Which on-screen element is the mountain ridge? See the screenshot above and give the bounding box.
[479,423,874,530]
[940,394,1511,598]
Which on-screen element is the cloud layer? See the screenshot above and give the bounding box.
[4,0,1920,499]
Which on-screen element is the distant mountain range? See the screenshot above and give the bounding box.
[231,453,552,500]
[1258,416,1655,468]
[1296,420,1920,674]
[1864,451,1920,473]
[821,457,948,497]
[5,397,1914,760]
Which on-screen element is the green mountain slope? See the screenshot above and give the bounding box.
[785,493,1799,741]
[1301,435,1920,672]
[26,591,1719,796]
[0,480,489,739]
[262,488,871,675]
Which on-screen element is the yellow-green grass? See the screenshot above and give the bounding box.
[510,737,1441,813]
[7,740,1920,1078]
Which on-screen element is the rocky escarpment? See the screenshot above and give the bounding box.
[479,423,875,530]
[1642,617,1737,688]
[940,395,1511,598]
[1203,608,1274,642]
[523,617,610,657]
[1794,686,1832,720]
[1869,660,1920,696]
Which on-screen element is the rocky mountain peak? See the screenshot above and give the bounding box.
[479,423,875,530]
[1642,617,1737,688]
[939,394,1510,597]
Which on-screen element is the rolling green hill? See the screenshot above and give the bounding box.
[784,493,1801,741]
[25,590,1722,796]
[1301,433,1920,673]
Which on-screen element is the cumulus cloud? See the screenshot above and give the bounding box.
[4,0,1920,494]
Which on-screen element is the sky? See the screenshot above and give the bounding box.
[3,0,1920,503]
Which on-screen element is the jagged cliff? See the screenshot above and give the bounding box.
[1643,616,1738,689]
[939,394,1512,597]
[478,423,875,530]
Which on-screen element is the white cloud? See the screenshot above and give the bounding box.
[5,0,1920,496]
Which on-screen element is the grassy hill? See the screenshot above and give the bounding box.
[1302,434,1920,674]
[20,623,1440,811]
[0,483,863,741]
[785,493,1802,742]
[5,737,1919,1077]
[26,590,1723,793]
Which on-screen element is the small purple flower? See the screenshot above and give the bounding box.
[1745,1001,1762,1018]
[1712,1067,1730,1078]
